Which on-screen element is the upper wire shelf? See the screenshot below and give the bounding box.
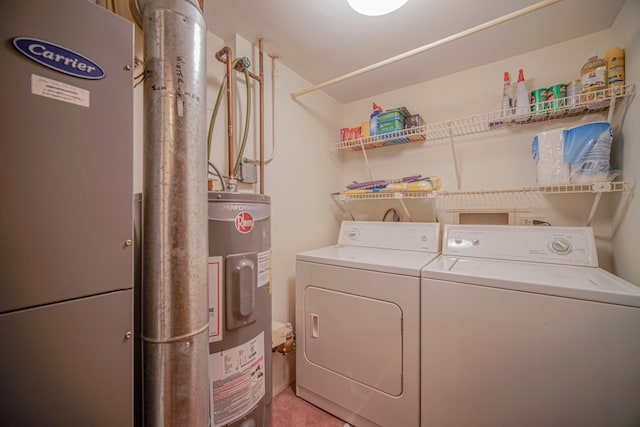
[334,125,427,151]
[333,84,635,151]
[331,181,627,201]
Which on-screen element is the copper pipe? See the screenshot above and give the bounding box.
[258,39,265,194]
[215,47,234,178]
[247,70,260,81]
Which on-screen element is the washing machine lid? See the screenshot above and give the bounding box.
[422,255,640,308]
[297,245,438,276]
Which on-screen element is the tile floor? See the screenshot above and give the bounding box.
[272,384,349,427]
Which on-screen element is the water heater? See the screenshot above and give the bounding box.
[207,191,272,427]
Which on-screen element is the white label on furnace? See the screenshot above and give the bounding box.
[31,74,90,107]
[257,249,270,288]
[209,332,265,427]
[208,256,223,343]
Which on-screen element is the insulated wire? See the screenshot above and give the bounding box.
[208,161,226,191]
[207,78,226,161]
[207,58,252,180]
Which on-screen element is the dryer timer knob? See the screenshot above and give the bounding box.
[550,238,571,254]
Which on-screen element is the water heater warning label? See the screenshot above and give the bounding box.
[208,256,222,343]
[209,332,265,427]
[258,250,270,288]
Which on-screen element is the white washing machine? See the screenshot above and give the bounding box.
[421,224,640,427]
[296,221,441,427]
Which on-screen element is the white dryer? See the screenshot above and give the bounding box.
[421,224,640,427]
[296,221,441,427]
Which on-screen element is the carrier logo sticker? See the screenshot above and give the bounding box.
[235,212,254,233]
[13,37,105,80]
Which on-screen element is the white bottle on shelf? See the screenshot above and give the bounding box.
[515,68,530,123]
[500,71,513,120]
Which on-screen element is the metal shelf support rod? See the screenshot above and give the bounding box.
[448,123,462,190]
[358,138,374,181]
[607,90,618,123]
[398,198,413,221]
[586,192,603,227]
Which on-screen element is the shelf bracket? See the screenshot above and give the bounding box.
[396,196,413,222]
[606,88,618,123]
[585,191,603,227]
[448,122,462,190]
[432,197,439,222]
[611,180,635,237]
[358,138,374,181]
[332,197,356,221]
[341,199,356,221]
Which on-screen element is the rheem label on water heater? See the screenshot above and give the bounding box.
[209,332,265,427]
[234,211,254,233]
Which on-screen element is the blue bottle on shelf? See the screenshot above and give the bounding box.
[370,103,383,136]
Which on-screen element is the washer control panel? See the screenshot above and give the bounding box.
[338,221,441,252]
[443,225,598,266]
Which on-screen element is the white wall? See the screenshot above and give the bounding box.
[261,58,343,323]
[610,0,640,284]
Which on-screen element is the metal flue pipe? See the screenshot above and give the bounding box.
[134,0,209,425]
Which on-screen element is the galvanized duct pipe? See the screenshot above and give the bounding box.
[133,0,209,425]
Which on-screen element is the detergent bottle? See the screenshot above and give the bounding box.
[370,103,383,137]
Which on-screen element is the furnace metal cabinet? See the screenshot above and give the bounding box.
[0,0,135,425]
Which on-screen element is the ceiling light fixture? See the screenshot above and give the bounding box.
[347,0,409,16]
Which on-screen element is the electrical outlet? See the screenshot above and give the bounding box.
[519,215,545,226]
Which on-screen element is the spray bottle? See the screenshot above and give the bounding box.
[515,69,530,123]
[370,103,383,137]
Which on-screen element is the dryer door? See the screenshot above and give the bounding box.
[304,286,403,396]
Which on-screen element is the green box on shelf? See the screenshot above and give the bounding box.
[377,110,407,123]
[377,118,405,134]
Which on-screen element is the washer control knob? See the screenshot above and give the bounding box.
[454,238,463,245]
[347,229,359,240]
[550,238,571,254]
[472,239,480,246]
[421,235,428,242]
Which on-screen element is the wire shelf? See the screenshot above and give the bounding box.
[331,181,627,201]
[332,190,438,201]
[334,125,427,151]
[333,84,635,151]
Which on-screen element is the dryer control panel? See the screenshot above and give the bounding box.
[338,221,441,253]
[442,225,598,267]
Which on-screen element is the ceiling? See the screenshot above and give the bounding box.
[203,0,625,103]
